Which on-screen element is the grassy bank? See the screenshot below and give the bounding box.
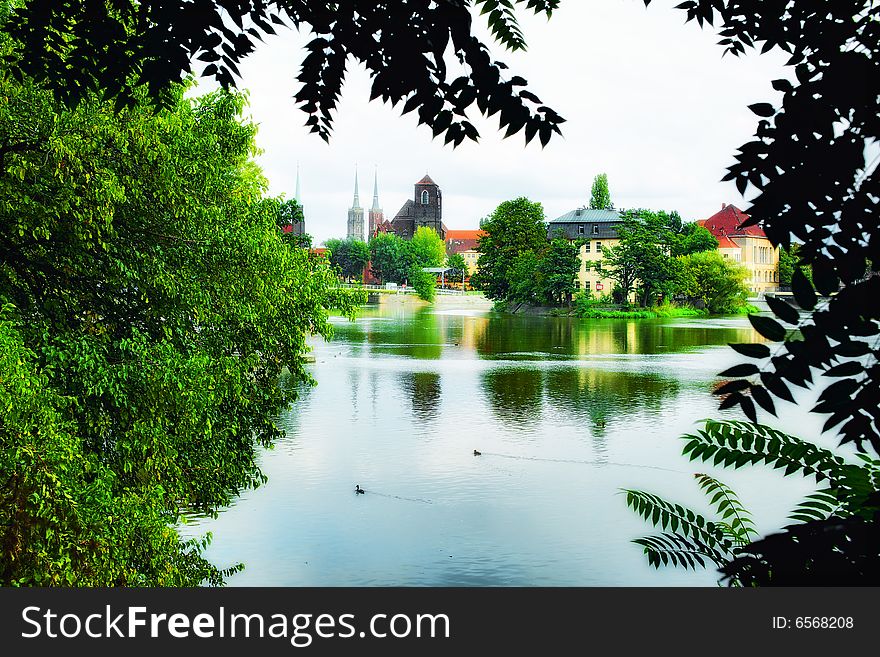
[496,300,758,318]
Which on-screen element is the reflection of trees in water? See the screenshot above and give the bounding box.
[399,371,442,423]
[274,373,315,452]
[480,365,680,438]
[544,368,679,431]
[481,367,543,427]
[475,315,761,358]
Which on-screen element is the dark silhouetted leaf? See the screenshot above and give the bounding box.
[748,314,786,342]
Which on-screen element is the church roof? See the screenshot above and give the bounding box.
[416,174,437,185]
[392,199,416,222]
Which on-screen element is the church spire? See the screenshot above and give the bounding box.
[352,165,361,208]
[371,166,381,211]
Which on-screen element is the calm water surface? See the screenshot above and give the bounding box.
[184,297,822,586]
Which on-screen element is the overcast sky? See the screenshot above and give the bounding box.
[196,0,790,246]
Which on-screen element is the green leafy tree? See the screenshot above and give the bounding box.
[0,64,363,585]
[507,250,541,304]
[474,197,547,301]
[677,250,750,314]
[601,210,685,307]
[538,236,579,305]
[589,173,612,210]
[673,222,719,256]
[325,237,370,282]
[410,226,446,268]
[408,265,436,302]
[369,232,413,284]
[445,252,468,287]
[778,243,812,287]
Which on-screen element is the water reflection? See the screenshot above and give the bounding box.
[399,371,442,422]
[481,368,544,429]
[183,299,794,587]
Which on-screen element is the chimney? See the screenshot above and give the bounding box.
[721,202,727,210]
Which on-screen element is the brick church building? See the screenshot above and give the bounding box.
[374,174,448,240]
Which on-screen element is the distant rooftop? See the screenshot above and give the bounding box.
[416,174,437,185]
[698,204,767,239]
[549,208,622,223]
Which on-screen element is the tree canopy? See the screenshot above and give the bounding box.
[325,237,370,282]
[1,0,564,147]
[589,173,612,210]
[0,47,362,583]
[474,197,547,301]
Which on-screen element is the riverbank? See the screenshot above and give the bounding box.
[497,300,709,318]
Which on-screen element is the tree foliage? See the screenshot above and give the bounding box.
[629,420,880,585]
[537,235,579,305]
[0,57,362,584]
[369,232,412,285]
[600,210,684,306]
[445,252,468,280]
[1,0,564,147]
[777,243,812,288]
[410,226,446,269]
[673,222,718,257]
[325,237,370,282]
[678,250,750,314]
[474,197,547,301]
[589,173,612,210]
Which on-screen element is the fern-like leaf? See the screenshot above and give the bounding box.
[682,420,846,483]
[633,533,728,570]
[475,0,527,52]
[624,490,728,550]
[694,473,757,545]
[788,488,841,523]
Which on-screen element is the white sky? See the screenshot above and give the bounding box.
[195,0,791,246]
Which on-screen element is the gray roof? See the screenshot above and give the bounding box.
[549,208,622,224]
[547,208,623,240]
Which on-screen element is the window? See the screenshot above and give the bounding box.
[584,242,591,253]
[596,241,602,251]
[578,224,585,235]
[592,225,599,235]
[421,190,429,205]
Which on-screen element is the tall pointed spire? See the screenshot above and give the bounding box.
[371,166,381,211]
[348,165,365,241]
[353,165,360,207]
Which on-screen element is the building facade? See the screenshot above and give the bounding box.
[547,208,624,296]
[698,204,779,294]
[445,229,485,275]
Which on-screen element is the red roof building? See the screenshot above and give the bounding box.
[698,204,779,294]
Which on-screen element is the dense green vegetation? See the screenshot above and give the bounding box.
[3,0,877,586]
[362,227,446,301]
[325,237,370,282]
[0,54,363,583]
[475,197,740,316]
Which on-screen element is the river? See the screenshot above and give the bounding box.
[183,295,823,586]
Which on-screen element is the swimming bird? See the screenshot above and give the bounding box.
[596,420,606,428]
[473,450,482,456]
[355,484,365,494]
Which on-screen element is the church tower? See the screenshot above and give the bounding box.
[413,174,444,238]
[347,167,365,241]
[368,167,384,239]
